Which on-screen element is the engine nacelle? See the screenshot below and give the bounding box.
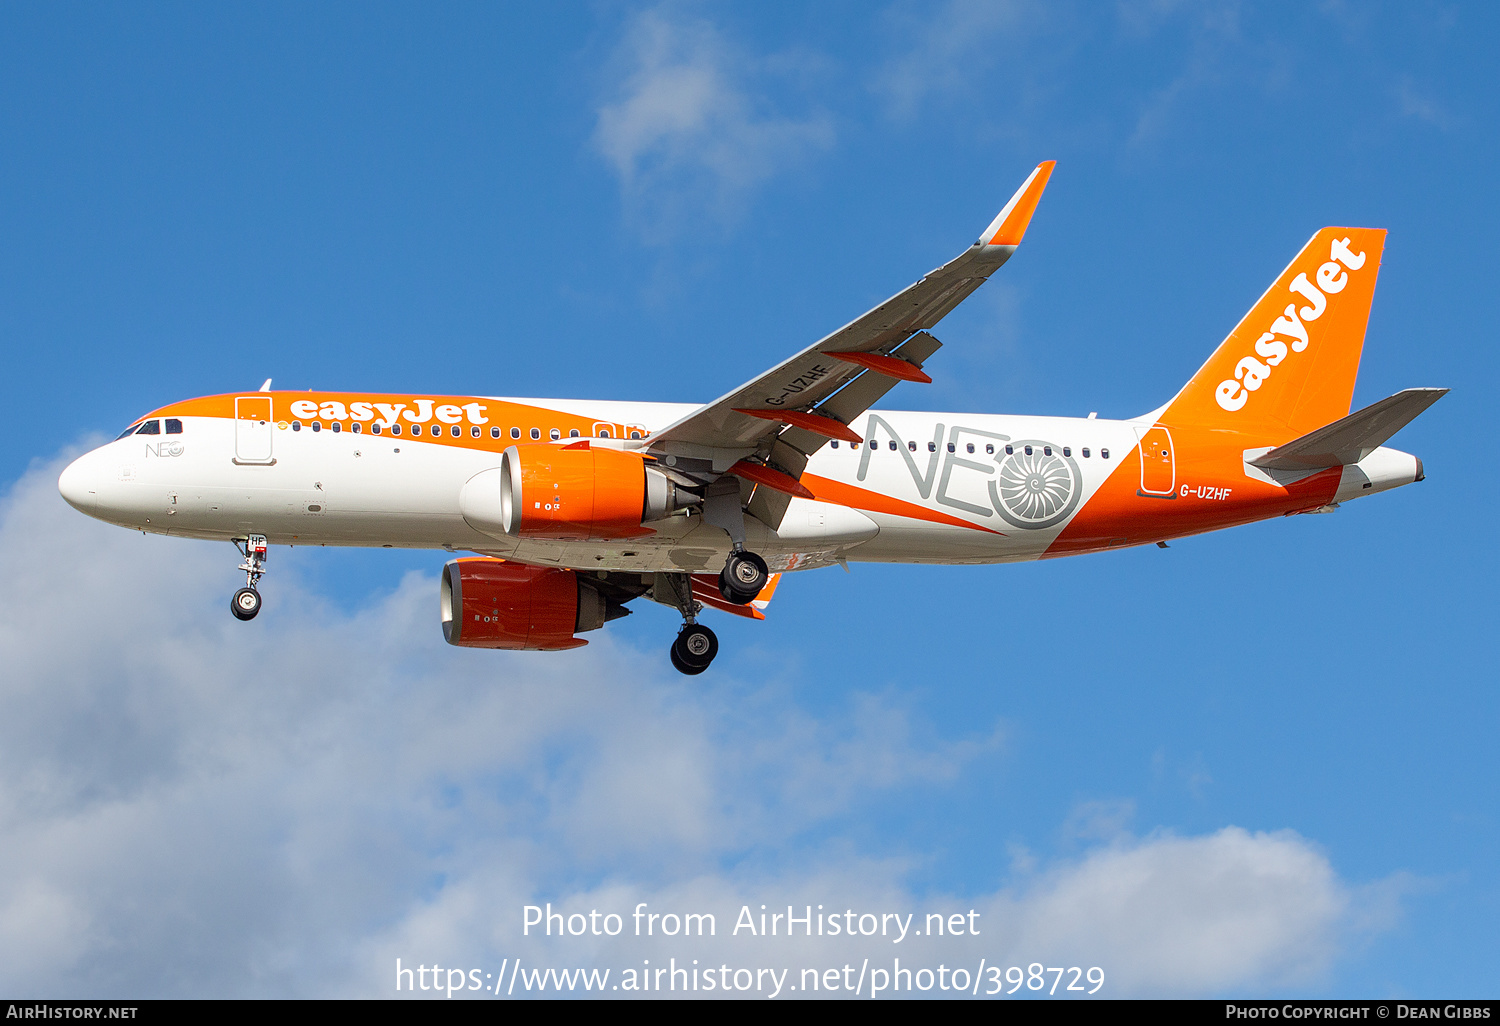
[441,558,617,650]
[459,442,688,541]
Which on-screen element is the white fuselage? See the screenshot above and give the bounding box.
[57,396,1418,577]
[59,399,1136,572]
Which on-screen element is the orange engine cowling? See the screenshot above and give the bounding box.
[441,558,618,650]
[497,443,681,540]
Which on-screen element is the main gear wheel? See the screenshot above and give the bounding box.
[717,551,768,605]
[670,623,718,675]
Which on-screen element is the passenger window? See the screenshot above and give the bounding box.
[868,440,878,450]
[391,424,401,435]
[630,430,642,439]
[1005,445,1013,455]
[830,440,839,448]
[985,444,993,454]
[1062,447,1070,457]
[1023,445,1032,455]
[600,430,611,439]
[292,421,302,432]
[351,423,361,434]
[509,427,519,439]
[371,423,381,435]
[947,442,956,453]
[966,443,975,453]
[908,441,917,452]
[165,418,183,434]
[569,428,581,438]
[469,426,478,438]
[928,441,937,452]
[136,420,161,435]
[311,421,321,433]
[1102,448,1110,459]
[450,425,460,437]
[331,422,341,433]
[889,440,898,451]
[1082,448,1089,457]
[1043,446,1050,456]
[549,429,561,440]
[530,428,541,440]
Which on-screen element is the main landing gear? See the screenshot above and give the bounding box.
[667,549,761,674]
[231,534,268,621]
[671,623,719,676]
[718,549,768,605]
[701,478,768,606]
[655,571,720,675]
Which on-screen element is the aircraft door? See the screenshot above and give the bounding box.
[1136,425,1176,497]
[235,396,275,464]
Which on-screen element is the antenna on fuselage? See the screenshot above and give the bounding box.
[258,378,272,392]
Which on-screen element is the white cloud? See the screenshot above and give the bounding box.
[874,0,1043,121]
[997,828,1358,995]
[1394,76,1456,130]
[0,451,1405,996]
[1120,2,1246,150]
[593,7,833,235]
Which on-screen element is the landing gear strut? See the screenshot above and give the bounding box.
[231,534,268,621]
[701,477,768,606]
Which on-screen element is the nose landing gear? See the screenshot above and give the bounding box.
[230,535,268,621]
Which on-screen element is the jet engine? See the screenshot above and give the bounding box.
[459,442,692,541]
[440,557,627,650]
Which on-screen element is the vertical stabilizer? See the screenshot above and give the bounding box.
[1163,227,1386,437]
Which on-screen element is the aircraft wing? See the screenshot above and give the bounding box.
[644,162,1056,479]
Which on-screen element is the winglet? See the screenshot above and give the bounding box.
[980,161,1056,248]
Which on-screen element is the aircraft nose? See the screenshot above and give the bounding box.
[58,453,99,512]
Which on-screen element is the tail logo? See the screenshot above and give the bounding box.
[1215,237,1367,413]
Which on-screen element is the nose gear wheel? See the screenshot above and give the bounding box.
[231,587,262,621]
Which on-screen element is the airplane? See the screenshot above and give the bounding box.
[57,162,1446,675]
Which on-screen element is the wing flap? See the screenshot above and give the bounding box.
[689,571,781,620]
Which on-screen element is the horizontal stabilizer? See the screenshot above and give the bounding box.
[1249,387,1448,471]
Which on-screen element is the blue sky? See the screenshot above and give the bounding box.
[1,1,1495,998]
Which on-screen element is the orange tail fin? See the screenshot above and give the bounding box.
[1163,227,1386,438]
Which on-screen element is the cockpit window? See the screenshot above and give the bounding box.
[135,420,161,435]
[165,419,183,434]
[116,425,140,440]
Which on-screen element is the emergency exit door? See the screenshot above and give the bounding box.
[234,396,275,464]
[1136,425,1176,497]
